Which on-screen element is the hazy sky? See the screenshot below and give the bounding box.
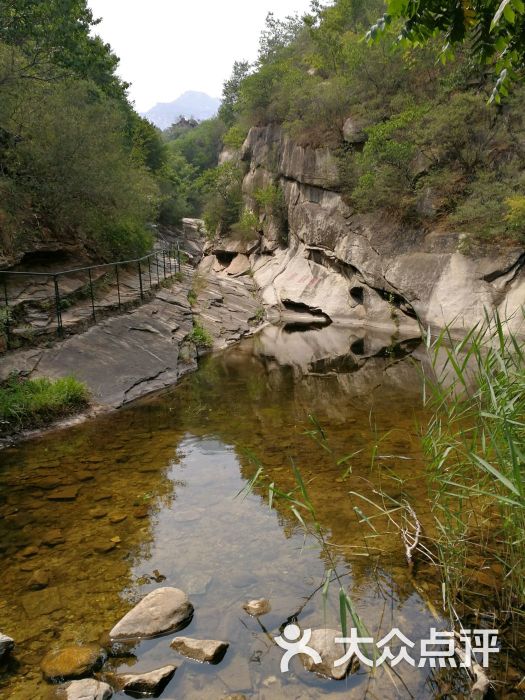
[87,0,313,113]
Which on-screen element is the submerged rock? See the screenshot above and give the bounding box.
[0,633,14,659]
[57,678,113,699]
[27,569,50,590]
[300,628,356,681]
[242,599,271,617]
[108,513,127,524]
[93,541,117,555]
[108,665,176,697]
[47,486,80,501]
[41,644,105,682]
[109,587,193,641]
[170,636,229,664]
[42,529,66,547]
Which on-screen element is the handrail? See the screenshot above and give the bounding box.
[0,245,174,278]
[0,243,182,351]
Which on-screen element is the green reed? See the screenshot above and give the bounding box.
[422,311,525,630]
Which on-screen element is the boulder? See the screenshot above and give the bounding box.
[57,679,113,700]
[108,665,177,697]
[0,633,14,659]
[343,117,366,144]
[41,644,105,682]
[170,636,229,664]
[242,599,271,617]
[109,587,193,641]
[225,254,251,277]
[300,628,356,681]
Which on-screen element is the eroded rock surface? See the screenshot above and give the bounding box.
[200,125,525,338]
[109,587,193,641]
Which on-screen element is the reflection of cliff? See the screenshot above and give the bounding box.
[155,326,433,607]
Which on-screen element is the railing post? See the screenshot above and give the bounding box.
[54,276,63,337]
[2,275,10,350]
[177,242,181,273]
[162,250,167,280]
[115,265,121,310]
[88,269,96,322]
[138,260,144,300]
[156,253,160,285]
[148,257,152,289]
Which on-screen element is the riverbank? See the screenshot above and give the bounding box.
[0,259,264,446]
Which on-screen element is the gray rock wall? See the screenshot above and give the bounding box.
[213,125,525,337]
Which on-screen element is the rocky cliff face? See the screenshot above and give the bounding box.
[202,125,525,338]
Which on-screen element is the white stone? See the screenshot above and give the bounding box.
[58,679,112,700]
[170,636,229,663]
[301,628,355,680]
[109,587,193,641]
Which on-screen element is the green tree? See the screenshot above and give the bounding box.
[219,60,251,127]
[368,0,525,101]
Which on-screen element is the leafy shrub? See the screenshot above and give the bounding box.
[198,162,244,238]
[505,194,525,236]
[187,323,213,349]
[231,208,259,240]
[223,125,248,150]
[352,109,421,214]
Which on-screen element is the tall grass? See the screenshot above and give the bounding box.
[0,374,89,435]
[422,312,525,632]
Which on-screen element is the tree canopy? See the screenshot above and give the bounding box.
[367,0,525,101]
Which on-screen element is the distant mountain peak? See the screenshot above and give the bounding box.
[142,91,221,130]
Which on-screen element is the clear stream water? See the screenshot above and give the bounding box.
[0,324,499,699]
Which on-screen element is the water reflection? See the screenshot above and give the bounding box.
[0,325,460,699]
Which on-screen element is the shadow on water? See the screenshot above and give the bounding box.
[0,324,480,698]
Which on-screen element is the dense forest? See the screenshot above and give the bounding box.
[1,0,525,267]
[0,0,193,262]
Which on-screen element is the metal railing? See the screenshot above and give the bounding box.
[1,243,182,350]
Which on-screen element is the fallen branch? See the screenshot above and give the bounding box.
[401,500,422,572]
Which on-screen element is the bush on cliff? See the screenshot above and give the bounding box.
[219,0,525,243]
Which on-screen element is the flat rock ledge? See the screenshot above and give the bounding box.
[106,665,177,697]
[41,644,105,682]
[57,679,113,700]
[109,587,193,641]
[301,628,356,681]
[0,633,14,659]
[170,636,229,664]
[242,599,271,617]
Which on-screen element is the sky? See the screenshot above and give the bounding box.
[87,0,313,113]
